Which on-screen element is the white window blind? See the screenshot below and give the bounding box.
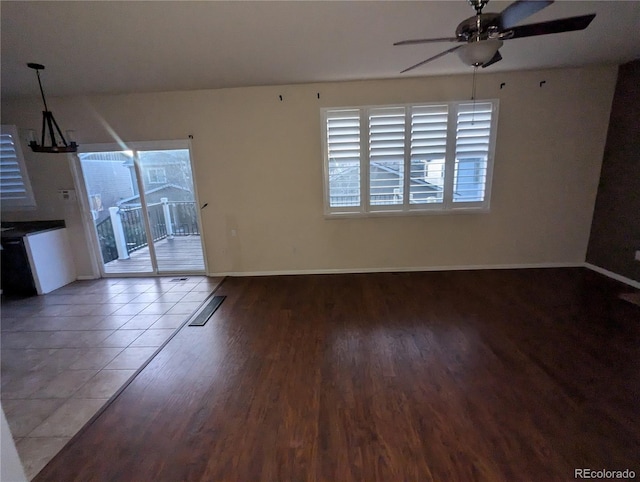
[322,100,498,216]
[326,110,361,209]
[369,107,405,206]
[410,105,448,205]
[1,125,36,209]
[453,102,493,204]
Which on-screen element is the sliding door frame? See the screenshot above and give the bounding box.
[72,139,208,278]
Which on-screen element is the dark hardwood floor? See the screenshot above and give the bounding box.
[34,269,640,481]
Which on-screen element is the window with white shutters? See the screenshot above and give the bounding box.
[453,102,493,204]
[369,107,405,206]
[325,110,361,209]
[322,100,498,216]
[0,125,36,209]
[410,104,448,205]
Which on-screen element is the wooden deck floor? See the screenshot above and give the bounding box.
[104,235,205,274]
[34,269,640,481]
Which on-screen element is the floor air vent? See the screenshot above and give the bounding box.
[188,295,226,326]
[171,277,189,282]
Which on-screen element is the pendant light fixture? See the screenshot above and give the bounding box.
[26,63,78,153]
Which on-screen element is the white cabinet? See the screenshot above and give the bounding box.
[24,228,76,294]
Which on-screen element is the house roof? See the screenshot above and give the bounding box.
[118,184,192,205]
[331,161,440,192]
[2,1,639,98]
[121,150,189,167]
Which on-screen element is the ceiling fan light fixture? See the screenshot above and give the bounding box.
[457,39,503,66]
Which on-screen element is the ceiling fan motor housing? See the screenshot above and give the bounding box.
[456,13,502,41]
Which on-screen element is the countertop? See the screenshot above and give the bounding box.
[1,220,66,239]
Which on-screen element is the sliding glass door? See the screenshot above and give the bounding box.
[137,148,205,273]
[77,141,205,276]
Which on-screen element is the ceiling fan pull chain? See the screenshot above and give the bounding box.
[471,65,477,100]
[471,66,478,124]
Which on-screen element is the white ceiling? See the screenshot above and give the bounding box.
[2,1,639,99]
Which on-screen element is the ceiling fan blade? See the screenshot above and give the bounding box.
[400,45,463,73]
[481,50,502,68]
[500,0,554,29]
[506,14,596,39]
[394,37,459,46]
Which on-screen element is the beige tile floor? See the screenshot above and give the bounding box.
[1,275,223,480]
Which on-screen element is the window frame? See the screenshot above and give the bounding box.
[321,99,499,217]
[0,125,37,210]
[147,167,167,184]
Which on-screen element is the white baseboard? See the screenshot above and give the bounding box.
[210,262,582,278]
[583,263,640,289]
[74,264,637,289]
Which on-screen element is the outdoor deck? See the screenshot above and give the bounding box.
[104,235,205,274]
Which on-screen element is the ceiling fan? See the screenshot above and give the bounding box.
[395,0,596,73]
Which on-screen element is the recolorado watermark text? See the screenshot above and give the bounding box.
[575,468,636,479]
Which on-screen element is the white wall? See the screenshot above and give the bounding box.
[1,65,617,276]
[1,406,27,482]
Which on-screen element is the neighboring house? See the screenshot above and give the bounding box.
[330,159,483,206]
[80,150,196,223]
[119,151,198,235]
[79,152,136,223]
[119,184,194,208]
[122,150,194,197]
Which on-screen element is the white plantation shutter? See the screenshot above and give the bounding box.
[453,102,494,203]
[1,125,36,208]
[322,99,497,215]
[410,105,448,204]
[369,107,405,206]
[326,110,361,208]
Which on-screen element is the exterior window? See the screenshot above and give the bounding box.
[0,125,36,209]
[147,167,167,184]
[322,100,498,216]
[326,109,361,208]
